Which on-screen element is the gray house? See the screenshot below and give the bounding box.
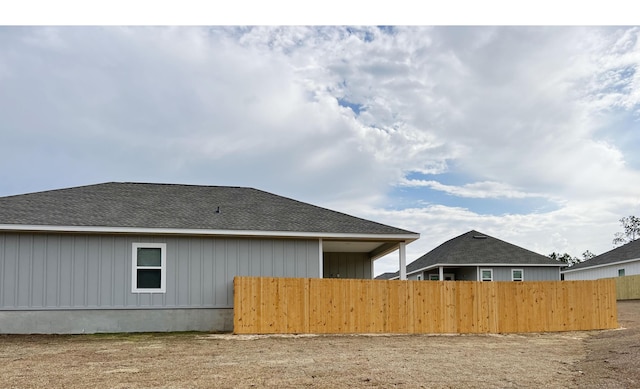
[385,230,563,281]
[562,239,640,280]
[0,182,419,334]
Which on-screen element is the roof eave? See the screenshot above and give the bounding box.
[407,262,564,275]
[0,224,420,242]
[561,257,640,273]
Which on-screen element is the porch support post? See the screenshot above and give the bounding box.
[318,238,323,278]
[399,242,407,280]
[439,266,444,281]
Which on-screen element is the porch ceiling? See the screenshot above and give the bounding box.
[323,241,387,253]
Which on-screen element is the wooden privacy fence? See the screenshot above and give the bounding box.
[615,274,640,300]
[233,277,618,334]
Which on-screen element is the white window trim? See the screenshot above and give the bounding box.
[132,242,167,293]
[480,269,493,282]
[511,269,524,281]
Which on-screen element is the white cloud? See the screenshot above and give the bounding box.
[398,179,549,200]
[2,26,640,276]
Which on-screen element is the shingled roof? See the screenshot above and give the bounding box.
[374,272,399,280]
[406,230,563,274]
[564,238,640,272]
[0,182,418,237]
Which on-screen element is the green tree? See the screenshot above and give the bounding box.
[549,252,578,266]
[612,215,640,246]
[548,250,594,267]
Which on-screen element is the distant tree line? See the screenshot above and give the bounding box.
[549,214,639,267]
[548,250,595,267]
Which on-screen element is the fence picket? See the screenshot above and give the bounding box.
[233,277,618,334]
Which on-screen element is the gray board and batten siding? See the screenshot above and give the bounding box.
[0,232,319,333]
[417,266,560,281]
[323,252,372,279]
[0,183,419,334]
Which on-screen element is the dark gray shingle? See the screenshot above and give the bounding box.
[0,182,416,235]
[374,272,399,280]
[566,239,640,271]
[406,230,563,273]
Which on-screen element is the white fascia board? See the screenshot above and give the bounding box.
[406,262,564,276]
[0,224,419,242]
[561,258,640,273]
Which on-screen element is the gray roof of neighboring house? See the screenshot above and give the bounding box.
[564,238,640,272]
[406,230,563,274]
[0,182,418,236]
[374,272,398,280]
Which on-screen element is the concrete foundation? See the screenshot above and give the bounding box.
[0,308,234,334]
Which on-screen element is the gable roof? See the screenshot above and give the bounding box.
[406,230,563,275]
[563,238,640,273]
[0,182,418,240]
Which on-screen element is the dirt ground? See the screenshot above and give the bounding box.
[1,301,639,389]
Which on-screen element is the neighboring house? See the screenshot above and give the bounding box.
[562,239,640,280]
[387,230,564,281]
[0,182,418,334]
[374,272,397,280]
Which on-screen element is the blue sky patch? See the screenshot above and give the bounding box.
[599,110,640,170]
[337,98,364,116]
[345,27,375,42]
[389,171,560,216]
[377,26,396,35]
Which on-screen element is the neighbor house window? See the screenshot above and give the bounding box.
[132,243,166,293]
[480,269,493,282]
[618,268,625,277]
[429,274,439,281]
[417,274,423,280]
[511,269,524,281]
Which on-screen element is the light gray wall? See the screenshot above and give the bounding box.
[323,252,372,279]
[484,266,560,281]
[0,232,320,311]
[422,266,560,281]
[563,259,640,280]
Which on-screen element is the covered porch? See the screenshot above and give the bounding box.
[320,238,413,280]
[417,266,479,281]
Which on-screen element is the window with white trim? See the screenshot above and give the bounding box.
[132,243,166,293]
[429,274,439,281]
[618,268,625,277]
[511,269,524,281]
[480,269,493,282]
[417,274,423,280]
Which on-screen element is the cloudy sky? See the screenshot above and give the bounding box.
[1,25,639,275]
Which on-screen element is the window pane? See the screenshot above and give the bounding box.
[482,270,491,279]
[619,269,625,277]
[137,269,161,289]
[513,270,522,279]
[137,248,162,267]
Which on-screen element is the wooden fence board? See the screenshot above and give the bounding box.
[234,277,618,334]
[615,274,640,300]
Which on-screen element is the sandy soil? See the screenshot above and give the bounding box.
[570,300,640,388]
[1,301,639,388]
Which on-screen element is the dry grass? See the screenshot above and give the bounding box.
[1,301,639,388]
